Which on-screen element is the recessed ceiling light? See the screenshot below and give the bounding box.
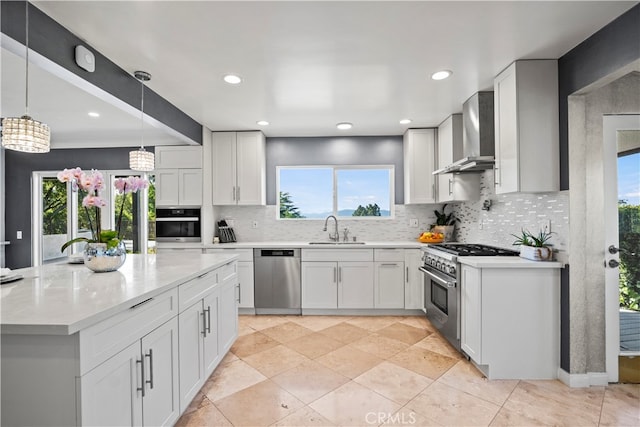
[336,122,353,130]
[223,74,242,84]
[431,70,452,80]
[256,120,269,126]
[88,112,100,118]
[399,119,412,125]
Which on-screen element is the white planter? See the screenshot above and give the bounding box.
[519,245,552,261]
[432,225,455,242]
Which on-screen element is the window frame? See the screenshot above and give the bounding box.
[276,164,395,220]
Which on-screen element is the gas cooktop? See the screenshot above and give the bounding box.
[428,243,520,257]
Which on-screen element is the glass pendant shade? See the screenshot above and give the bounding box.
[1,115,51,153]
[129,147,155,171]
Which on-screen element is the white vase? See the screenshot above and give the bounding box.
[84,241,127,272]
[519,245,552,261]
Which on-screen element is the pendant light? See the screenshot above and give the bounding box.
[129,70,154,171]
[1,1,51,153]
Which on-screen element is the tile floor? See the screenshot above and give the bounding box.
[176,315,640,427]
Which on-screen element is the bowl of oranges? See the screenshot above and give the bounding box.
[418,231,445,243]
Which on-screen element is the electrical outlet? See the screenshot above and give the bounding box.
[252,221,258,229]
[409,218,419,227]
[541,220,551,233]
[16,230,22,240]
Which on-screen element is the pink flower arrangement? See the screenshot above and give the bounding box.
[58,167,148,252]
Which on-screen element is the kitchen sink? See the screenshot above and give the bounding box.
[308,241,366,245]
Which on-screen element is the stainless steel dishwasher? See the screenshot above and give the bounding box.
[253,248,301,314]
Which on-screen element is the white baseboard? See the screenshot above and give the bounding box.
[557,368,609,387]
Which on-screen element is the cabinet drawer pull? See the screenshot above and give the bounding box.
[381,263,397,267]
[130,297,154,310]
[205,306,212,334]
[145,349,154,390]
[136,358,145,397]
[201,310,207,337]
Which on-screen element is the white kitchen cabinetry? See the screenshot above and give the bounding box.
[404,128,436,204]
[155,146,203,206]
[219,262,240,354]
[436,115,480,203]
[459,263,560,379]
[205,248,254,310]
[493,60,559,194]
[404,249,424,309]
[155,169,203,206]
[212,131,266,205]
[373,249,405,309]
[301,249,374,310]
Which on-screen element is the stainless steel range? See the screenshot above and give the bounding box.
[420,243,519,351]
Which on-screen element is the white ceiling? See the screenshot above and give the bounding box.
[5,1,639,144]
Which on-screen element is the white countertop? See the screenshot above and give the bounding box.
[0,253,237,336]
[459,257,564,269]
[157,240,425,249]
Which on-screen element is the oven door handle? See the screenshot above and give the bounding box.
[156,217,200,222]
[419,266,456,288]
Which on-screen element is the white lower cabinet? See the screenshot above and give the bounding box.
[460,263,560,379]
[205,249,254,309]
[301,262,337,308]
[404,249,424,309]
[81,317,180,427]
[338,262,374,308]
[374,262,405,308]
[219,267,239,354]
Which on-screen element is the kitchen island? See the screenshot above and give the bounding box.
[1,253,239,426]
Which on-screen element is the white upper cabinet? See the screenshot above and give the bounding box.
[212,131,266,205]
[154,146,203,207]
[493,60,559,194]
[404,128,436,204]
[436,115,480,202]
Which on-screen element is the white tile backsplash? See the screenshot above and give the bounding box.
[210,204,438,243]
[452,170,569,261]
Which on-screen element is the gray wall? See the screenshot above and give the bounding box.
[4,147,151,269]
[266,135,404,205]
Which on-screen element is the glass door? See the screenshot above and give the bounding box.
[40,176,69,263]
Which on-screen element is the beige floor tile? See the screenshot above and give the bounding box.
[214,379,304,426]
[260,321,315,343]
[349,332,410,359]
[489,407,550,426]
[230,331,280,358]
[179,390,209,417]
[346,316,402,331]
[175,398,233,427]
[284,332,346,359]
[316,345,383,378]
[437,360,519,406]
[270,405,336,426]
[389,346,457,380]
[376,322,430,345]
[288,315,354,331]
[203,359,267,402]
[500,380,604,426]
[354,361,433,405]
[414,333,465,360]
[599,383,640,427]
[219,350,239,366]
[243,344,310,377]
[380,407,443,427]
[318,322,370,343]
[407,381,501,427]
[238,323,256,337]
[241,315,292,331]
[398,315,437,332]
[310,381,402,426]
[272,359,350,404]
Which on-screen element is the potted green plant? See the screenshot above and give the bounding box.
[432,204,458,242]
[511,228,554,261]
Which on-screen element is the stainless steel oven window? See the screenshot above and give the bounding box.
[431,280,448,314]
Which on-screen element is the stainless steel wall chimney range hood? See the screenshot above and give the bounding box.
[434,91,495,174]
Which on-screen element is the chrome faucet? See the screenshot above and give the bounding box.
[323,215,339,242]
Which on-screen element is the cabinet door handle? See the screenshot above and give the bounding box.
[333,267,337,283]
[232,186,236,201]
[136,358,145,397]
[338,266,342,283]
[145,349,154,390]
[406,266,409,283]
[206,306,212,334]
[201,310,207,337]
[237,283,241,303]
[494,166,500,186]
[448,179,453,195]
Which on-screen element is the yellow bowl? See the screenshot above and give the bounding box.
[418,237,444,243]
